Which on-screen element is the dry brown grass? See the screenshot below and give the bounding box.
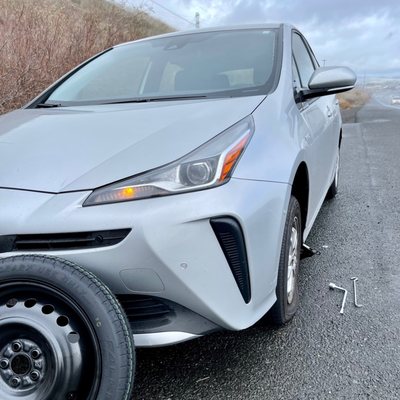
[337,88,370,110]
[0,0,173,114]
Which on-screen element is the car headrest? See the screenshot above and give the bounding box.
[175,70,230,92]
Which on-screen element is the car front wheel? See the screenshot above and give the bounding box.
[270,196,302,325]
[0,255,135,400]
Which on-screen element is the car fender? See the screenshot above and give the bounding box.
[233,91,308,185]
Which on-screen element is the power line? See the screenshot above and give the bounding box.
[148,0,196,27]
[193,4,208,13]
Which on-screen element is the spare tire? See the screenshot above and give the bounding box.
[0,255,135,400]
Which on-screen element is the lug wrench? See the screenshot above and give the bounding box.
[351,277,363,307]
[329,283,347,314]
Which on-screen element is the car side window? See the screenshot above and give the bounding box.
[292,33,315,88]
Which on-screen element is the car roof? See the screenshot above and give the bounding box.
[115,23,289,48]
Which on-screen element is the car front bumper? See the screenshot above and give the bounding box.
[0,178,290,346]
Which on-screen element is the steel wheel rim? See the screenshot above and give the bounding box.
[0,281,102,400]
[287,216,300,304]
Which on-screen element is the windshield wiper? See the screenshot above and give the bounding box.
[34,96,209,108]
[35,103,62,108]
[106,95,208,105]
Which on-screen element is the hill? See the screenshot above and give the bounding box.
[0,0,173,114]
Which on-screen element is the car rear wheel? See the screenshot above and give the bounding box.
[0,255,135,400]
[269,196,302,325]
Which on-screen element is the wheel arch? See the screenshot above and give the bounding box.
[290,161,309,234]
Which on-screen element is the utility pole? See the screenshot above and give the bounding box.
[322,59,326,67]
[195,12,200,29]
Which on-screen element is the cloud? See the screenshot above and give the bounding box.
[131,0,400,74]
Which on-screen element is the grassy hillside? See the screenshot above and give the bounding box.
[0,0,173,114]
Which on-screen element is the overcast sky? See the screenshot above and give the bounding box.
[130,0,400,76]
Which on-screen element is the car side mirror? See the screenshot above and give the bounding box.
[299,66,357,101]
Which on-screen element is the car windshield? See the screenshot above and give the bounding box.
[46,29,280,105]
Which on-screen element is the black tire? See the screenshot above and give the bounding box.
[269,196,302,325]
[326,148,340,199]
[0,255,135,400]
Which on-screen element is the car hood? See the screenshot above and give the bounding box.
[0,96,265,193]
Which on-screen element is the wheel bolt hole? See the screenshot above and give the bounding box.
[42,304,55,315]
[31,349,41,359]
[10,377,21,387]
[11,342,22,352]
[24,298,37,308]
[67,332,80,344]
[30,370,40,381]
[57,316,69,327]
[6,298,18,308]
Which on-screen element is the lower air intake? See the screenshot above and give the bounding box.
[117,295,173,330]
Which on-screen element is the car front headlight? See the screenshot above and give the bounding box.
[84,115,254,206]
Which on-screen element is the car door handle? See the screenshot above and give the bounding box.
[327,106,333,118]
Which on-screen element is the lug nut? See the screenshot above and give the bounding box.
[30,370,40,381]
[31,348,41,359]
[11,341,22,352]
[10,376,21,387]
[0,359,9,369]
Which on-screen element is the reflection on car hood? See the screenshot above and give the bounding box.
[0,96,265,193]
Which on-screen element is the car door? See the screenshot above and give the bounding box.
[292,31,338,226]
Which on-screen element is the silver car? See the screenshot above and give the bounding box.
[0,24,356,399]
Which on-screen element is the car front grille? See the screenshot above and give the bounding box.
[0,229,131,253]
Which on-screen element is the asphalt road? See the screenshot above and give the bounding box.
[133,98,400,400]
